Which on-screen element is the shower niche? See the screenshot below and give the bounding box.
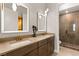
[1,3,29,33]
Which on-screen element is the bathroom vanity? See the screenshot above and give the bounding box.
[0,3,54,56]
[0,33,54,56]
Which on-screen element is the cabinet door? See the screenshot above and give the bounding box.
[48,37,54,55]
[25,49,38,56]
[39,44,48,56]
[3,43,38,56]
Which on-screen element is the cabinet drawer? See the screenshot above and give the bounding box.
[25,49,38,56]
[3,43,38,56]
[38,39,48,47]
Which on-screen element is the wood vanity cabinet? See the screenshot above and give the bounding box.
[38,44,48,56]
[3,43,38,56]
[38,38,48,56]
[2,36,54,56]
[48,37,54,55]
[25,49,38,56]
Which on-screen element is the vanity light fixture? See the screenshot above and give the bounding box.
[38,12,42,19]
[45,8,49,14]
[45,8,49,16]
[38,8,49,19]
[12,3,17,11]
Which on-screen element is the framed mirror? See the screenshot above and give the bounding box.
[1,3,29,33]
[37,11,47,32]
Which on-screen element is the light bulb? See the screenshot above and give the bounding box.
[12,3,17,11]
[46,8,49,12]
[45,8,49,14]
[38,12,42,19]
[39,15,42,19]
[45,10,47,14]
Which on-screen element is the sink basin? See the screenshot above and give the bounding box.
[10,40,32,47]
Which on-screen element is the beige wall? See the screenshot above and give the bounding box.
[46,4,59,53]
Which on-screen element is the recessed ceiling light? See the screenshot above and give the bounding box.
[65,10,69,13]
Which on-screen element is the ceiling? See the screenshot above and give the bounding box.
[59,3,79,15]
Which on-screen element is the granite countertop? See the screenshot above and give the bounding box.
[0,33,54,55]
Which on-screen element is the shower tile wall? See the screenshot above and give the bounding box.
[59,11,79,47]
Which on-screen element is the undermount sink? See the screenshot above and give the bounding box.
[10,40,32,47]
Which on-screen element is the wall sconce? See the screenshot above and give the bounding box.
[38,8,49,19]
[45,8,49,14]
[38,12,42,19]
[12,3,17,11]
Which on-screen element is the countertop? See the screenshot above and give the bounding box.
[0,33,54,55]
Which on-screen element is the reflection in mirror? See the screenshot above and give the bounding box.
[18,16,23,31]
[38,12,46,31]
[1,3,29,33]
[37,8,49,32]
[0,4,1,33]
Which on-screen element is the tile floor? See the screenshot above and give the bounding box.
[57,46,79,56]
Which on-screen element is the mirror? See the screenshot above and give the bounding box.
[1,3,29,33]
[37,9,48,32]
